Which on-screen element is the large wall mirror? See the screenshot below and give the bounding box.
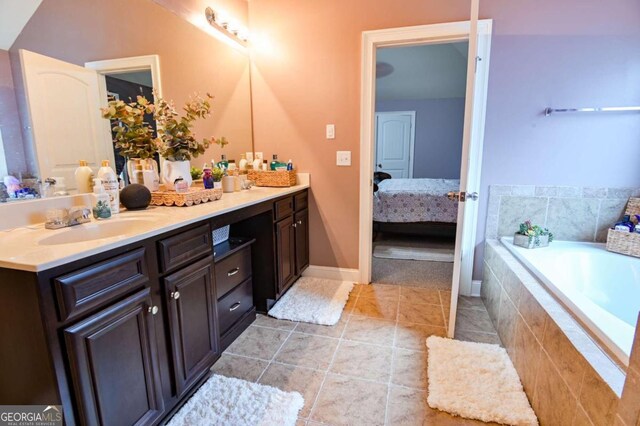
[0,0,253,194]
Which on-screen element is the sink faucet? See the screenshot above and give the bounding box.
[45,206,91,229]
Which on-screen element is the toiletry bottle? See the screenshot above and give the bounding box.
[217,155,229,171]
[634,215,640,234]
[262,160,268,171]
[287,159,293,171]
[252,158,261,170]
[97,160,120,214]
[202,163,214,189]
[228,160,237,171]
[270,154,279,171]
[174,177,189,193]
[613,215,634,232]
[142,163,160,192]
[92,178,112,219]
[133,164,144,185]
[239,154,247,171]
[74,160,94,193]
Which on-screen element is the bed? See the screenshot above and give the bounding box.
[373,177,460,236]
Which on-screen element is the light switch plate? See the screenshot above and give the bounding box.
[336,151,351,166]
[326,124,335,139]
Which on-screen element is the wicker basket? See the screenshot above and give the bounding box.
[606,198,640,258]
[247,170,297,187]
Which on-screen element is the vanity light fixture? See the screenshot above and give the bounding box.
[205,7,249,46]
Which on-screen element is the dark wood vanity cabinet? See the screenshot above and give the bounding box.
[0,188,309,425]
[163,256,219,397]
[64,288,164,426]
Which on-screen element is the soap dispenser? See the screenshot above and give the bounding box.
[92,178,112,219]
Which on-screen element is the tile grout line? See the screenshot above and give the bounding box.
[306,289,358,423]
[255,322,298,384]
[383,286,401,426]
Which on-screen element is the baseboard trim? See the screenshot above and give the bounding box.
[471,280,482,297]
[302,265,360,282]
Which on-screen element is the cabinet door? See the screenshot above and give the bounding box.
[295,209,310,275]
[64,288,164,426]
[275,216,296,293]
[164,256,219,397]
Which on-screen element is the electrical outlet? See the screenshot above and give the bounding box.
[336,151,351,166]
[326,124,335,139]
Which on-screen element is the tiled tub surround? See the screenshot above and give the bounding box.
[483,240,626,426]
[485,185,640,242]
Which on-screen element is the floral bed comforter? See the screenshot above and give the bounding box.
[373,178,459,223]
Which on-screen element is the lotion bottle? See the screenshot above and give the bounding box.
[74,160,94,193]
[97,160,120,214]
[239,154,248,170]
[92,178,112,219]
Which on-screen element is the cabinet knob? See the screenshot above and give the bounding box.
[292,223,297,228]
[297,220,302,225]
[227,267,240,276]
[148,305,159,315]
[170,291,180,300]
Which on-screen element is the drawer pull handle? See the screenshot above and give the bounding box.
[148,305,159,315]
[292,223,297,228]
[228,267,240,276]
[297,220,302,225]
[170,291,180,300]
[229,302,241,311]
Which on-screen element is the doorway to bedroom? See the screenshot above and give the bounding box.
[372,42,467,291]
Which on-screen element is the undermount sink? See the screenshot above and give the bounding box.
[38,218,157,245]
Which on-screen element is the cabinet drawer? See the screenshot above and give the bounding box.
[215,246,252,298]
[158,224,212,272]
[274,197,293,221]
[217,278,253,335]
[54,248,148,321]
[294,191,308,211]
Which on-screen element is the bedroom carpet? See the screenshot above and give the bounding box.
[427,336,538,426]
[268,277,354,325]
[373,244,455,262]
[372,257,453,290]
[166,374,304,426]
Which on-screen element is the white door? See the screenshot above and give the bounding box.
[375,112,415,178]
[20,49,114,190]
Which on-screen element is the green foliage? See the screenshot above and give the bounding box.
[211,167,224,182]
[100,96,158,159]
[214,136,229,149]
[517,220,554,245]
[190,167,203,180]
[154,92,214,161]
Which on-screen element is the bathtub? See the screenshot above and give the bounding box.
[501,237,640,365]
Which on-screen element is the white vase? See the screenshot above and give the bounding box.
[162,159,192,190]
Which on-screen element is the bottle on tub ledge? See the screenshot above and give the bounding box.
[613,215,635,232]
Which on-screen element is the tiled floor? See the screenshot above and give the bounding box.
[212,283,501,425]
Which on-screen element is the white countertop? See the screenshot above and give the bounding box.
[0,179,309,272]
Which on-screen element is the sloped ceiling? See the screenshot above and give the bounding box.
[0,0,42,50]
[376,42,469,101]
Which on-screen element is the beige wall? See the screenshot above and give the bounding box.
[249,0,470,269]
[9,0,252,175]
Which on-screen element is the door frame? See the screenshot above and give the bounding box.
[374,111,416,178]
[358,20,492,296]
[85,55,163,163]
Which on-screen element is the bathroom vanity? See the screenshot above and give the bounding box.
[0,183,309,425]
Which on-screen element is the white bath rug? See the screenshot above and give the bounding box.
[426,336,538,426]
[268,276,354,325]
[373,244,455,262]
[166,374,304,426]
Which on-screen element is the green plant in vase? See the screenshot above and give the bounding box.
[153,92,214,190]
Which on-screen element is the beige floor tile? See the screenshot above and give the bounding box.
[358,283,401,300]
[329,340,392,382]
[258,363,326,418]
[310,374,387,426]
[351,296,398,320]
[395,322,447,351]
[253,314,298,330]
[342,315,395,346]
[391,348,428,389]
[397,302,445,327]
[454,328,502,346]
[211,354,268,382]
[399,286,441,305]
[439,290,452,307]
[274,332,339,370]
[455,307,496,334]
[225,325,290,360]
[295,315,348,338]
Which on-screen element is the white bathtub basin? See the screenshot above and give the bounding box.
[501,237,640,365]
